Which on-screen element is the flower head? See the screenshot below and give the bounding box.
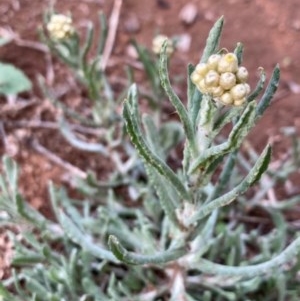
[47,14,75,41]
[191,52,250,106]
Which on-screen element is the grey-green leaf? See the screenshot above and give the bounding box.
[200,16,224,63]
[0,63,32,96]
[108,235,186,265]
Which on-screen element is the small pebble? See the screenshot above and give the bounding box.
[292,19,300,31]
[179,3,198,25]
[124,13,141,33]
[176,33,191,53]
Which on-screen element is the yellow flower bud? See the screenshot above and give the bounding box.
[236,66,249,83]
[230,83,248,100]
[220,92,234,105]
[217,53,238,73]
[207,54,222,70]
[152,35,174,55]
[219,72,236,90]
[204,70,219,87]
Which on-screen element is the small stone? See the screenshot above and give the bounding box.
[292,19,300,31]
[179,3,198,25]
[124,14,141,33]
[125,44,138,59]
[176,33,191,53]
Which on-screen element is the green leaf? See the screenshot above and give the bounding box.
[187,144,271,225]
[0,282,20,301]
[247,67,266,102]
[159,41,196,155]
[200,16,224,63]
[3,156,18,199]
[159,121,184,155]
[97,12,108,55]
[132,40,160,98]
[256,65,280,119]
[190,102,256,173]
[234,42,244,65]
[187,64,196,113]
[59,118,108,155]
[108,235,186,265]
[58,210,118,263]
[79,22,94,73]
[142,114,164,158]
[123,85,190,201]
[146,165,182,229]
[196,234,300,279]
[212,107,242,137]
[0,63,32,95]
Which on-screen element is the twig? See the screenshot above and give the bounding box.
[30,139,87,179]
[4,119,106,136]
[100,0,123,71]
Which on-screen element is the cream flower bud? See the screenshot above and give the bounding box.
[219,72,236,90]
[47,14,74,40]
[207,54,222,70]
[217,53,238,73]
[204,70,220,87]
[220,92,234,105]
[236,66,249,83]
[197,79,208,93]
[195,63,208,77]
[209,86,224,98]
[230,83,249,100]
[233,97,246,106]
[191,71,202,84]
[152,35,174,55]
[244,83,251,95]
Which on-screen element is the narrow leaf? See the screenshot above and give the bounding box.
[247,67,266,102]
[80,22,94,72]
[256,65,280,119]
[159,41,196,155]
[58,210,118,263]
[190,102,256,173]
[187,63,196,113]
[200,16,224,63]
[188,144,271,225]
[60,118,108,155]
[108,235,186,265]
[124,86,190,201]
[196,234,300,279]
[97,12,108,55]
[234,42,244,65]
[146,165,182,229]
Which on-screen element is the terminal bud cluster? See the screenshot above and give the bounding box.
[191,52,250,106]
[47,14,75,41]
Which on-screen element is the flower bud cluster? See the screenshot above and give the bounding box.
[152,35,174,56]
[47,14,75,41]
[191,52,250,106]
